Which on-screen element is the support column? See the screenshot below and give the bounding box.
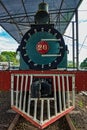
[75,9,79,69]
[72,22,75,68]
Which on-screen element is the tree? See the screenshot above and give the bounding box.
[80,58,87,69]
[0,51,19,65]
[0,54,7,61]
[67,61,76,68]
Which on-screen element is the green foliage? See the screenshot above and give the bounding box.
[78,100,84,108]
[67,61,76,68]
[80,58,87,69]
[0,54,7,61]
[68,61,73,68]
[0,51,19,65]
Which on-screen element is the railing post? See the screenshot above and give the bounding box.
[66,75,70,108]
[27,75,33,114]
[72,75,75,107]
[62,75,66,110]
[40,99,44,123]
[53,76,57,115]
[58,75,62,112]
[19,75,24,109]
[23,75,28,111]
[16,75,19,107]
[47,99,50,119]
[34,99,37,120]
[11,74,14,106]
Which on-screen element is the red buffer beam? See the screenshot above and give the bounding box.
[0,70,87,91]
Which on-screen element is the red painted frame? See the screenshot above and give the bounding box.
[0,70,87,91]
[12,105,74,129]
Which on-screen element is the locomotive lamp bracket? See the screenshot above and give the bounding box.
[41,54,61,57]
[41,39,61,42]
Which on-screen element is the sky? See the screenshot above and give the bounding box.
[64,0,87,63]
[0,0,87,64]
[0,27,18,52]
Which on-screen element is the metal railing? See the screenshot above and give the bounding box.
[11,73,75,126]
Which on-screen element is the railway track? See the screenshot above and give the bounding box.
[81,91,87,96]
[7,113,76,130]
[65,114,76,130]
[8,114,20,130]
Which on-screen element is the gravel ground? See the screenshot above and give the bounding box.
[70,93,87,130]
[14,115,70,130]
[0,91,16,130]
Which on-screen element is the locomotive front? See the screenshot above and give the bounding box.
[11,3,75,129]
[18,2,68,70]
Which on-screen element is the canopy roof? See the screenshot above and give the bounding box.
[0,0,83,43]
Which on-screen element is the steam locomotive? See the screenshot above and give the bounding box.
[10,3,76,129]
[17,2,68,98]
